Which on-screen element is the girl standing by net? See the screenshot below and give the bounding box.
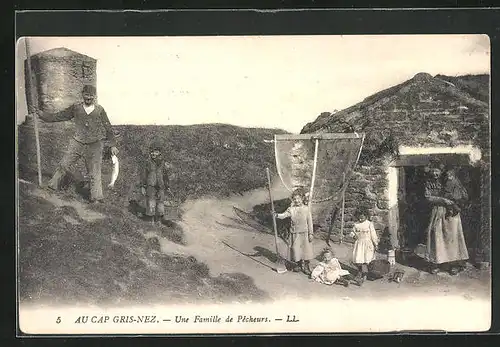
[274,187,314,275]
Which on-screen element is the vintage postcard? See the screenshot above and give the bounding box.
[16,34,491,335]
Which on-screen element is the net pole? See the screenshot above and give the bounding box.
[354,133,366,168]
[339,172,346,244]
[274,134,292,193]
[308,139,319,208]
[25,37,43,187]
[338,134,364,243]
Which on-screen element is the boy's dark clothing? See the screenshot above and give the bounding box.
[141,158,170,217]
[40,103,116,201]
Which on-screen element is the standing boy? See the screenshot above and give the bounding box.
[141,141,171,226]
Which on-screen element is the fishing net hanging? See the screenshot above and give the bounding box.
[274,133,365,225]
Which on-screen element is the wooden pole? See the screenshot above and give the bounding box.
[266,167,280,256]
[266,167,287,273]
[24,38,43,186]
[339,172,346,244]
[326,204,340,246]
[308,139,319,208]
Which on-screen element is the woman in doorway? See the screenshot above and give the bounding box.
[419,162,469,275]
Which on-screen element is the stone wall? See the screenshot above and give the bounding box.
[329,112,489,243]
[325,164,389,233]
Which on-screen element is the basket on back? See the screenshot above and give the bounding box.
[18,47,97,182]
[163,202,182,221]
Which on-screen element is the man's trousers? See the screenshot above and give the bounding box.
[48,138,104,201]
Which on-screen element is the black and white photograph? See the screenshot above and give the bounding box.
[16,34,491,334]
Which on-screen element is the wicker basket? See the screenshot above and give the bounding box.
[163,201,181,221]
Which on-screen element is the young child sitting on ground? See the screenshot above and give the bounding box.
[310,248,350,287]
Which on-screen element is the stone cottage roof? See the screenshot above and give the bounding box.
[29,47,96,61]
[301,72,489,134]
[300,72,490,165]
[434,74,489,103]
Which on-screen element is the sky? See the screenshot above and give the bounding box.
[16,35,490,133]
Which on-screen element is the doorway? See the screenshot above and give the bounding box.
[397,165,481,257]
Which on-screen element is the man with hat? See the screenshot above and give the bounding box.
[34,84,118,203]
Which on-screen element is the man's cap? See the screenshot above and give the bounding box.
[82,84,97,95]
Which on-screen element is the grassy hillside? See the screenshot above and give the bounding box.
[114,123,287,204]
[18,182,269,306]
[18,123,287,305]
[20,123,288,205]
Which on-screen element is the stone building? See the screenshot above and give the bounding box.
[18,47,97,182]
[301,72,490,267]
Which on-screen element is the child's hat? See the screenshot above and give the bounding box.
[150,141,163,151]
[322,247,334,255]
[292,186,306,197]
[425,158,445,172]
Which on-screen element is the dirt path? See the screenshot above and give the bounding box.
[18,177,492,332]
[156,181,491,303]
[22,177,491,304]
